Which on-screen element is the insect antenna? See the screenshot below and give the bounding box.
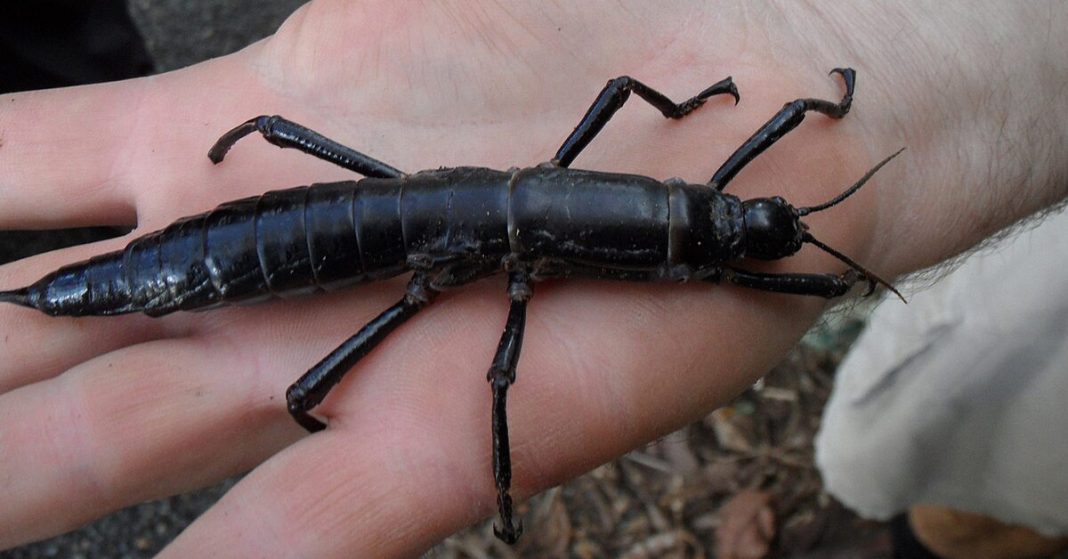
[797,147,905,216]
[802,233,906,302]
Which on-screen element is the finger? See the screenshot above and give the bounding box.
[0,220,410,395]
[0,52,353,232]
[160,282,822,558]
[161,288,509,558]
[0,85,140,229]
[161,413,486,558]
[0,274,412,548]
[0,235,169,393]
[0,336,302,548]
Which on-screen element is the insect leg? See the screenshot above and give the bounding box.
[285,274,436,432]
[208,115,404,178]
[553,76,738,168]
[716,267,862,298]
[486,271,532,544]
[709,68,854,191]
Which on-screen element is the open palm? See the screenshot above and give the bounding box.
[0,2,966,557]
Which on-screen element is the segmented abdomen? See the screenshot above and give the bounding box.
[25,180,411,316]
[22,168,516,317]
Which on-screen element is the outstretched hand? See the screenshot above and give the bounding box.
[1,2,1064,557]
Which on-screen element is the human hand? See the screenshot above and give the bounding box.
[1,2,1064,557]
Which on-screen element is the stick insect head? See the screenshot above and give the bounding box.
[742,148,906,300]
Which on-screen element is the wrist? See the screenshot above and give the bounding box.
[805,2,1068,274]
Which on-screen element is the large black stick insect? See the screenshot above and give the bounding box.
[1,68,901,543]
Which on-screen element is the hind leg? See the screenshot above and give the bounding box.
[285,274,435,432]
[208,115,404,178]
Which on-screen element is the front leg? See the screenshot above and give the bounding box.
[709,68,854,190]
[486,271,533,543]
[714,266,862,298]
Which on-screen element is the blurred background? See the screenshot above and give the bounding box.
[0,0,304,267]
[0,2,889,557]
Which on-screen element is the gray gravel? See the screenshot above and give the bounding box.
[2,2,304,557]
[128,0,306,72]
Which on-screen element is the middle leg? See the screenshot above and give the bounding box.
[486,271,533,544]
[553,75,738,168]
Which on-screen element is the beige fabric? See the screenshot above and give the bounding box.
[816,208,1068,537]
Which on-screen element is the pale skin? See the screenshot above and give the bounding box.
[0,2,1065,557]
